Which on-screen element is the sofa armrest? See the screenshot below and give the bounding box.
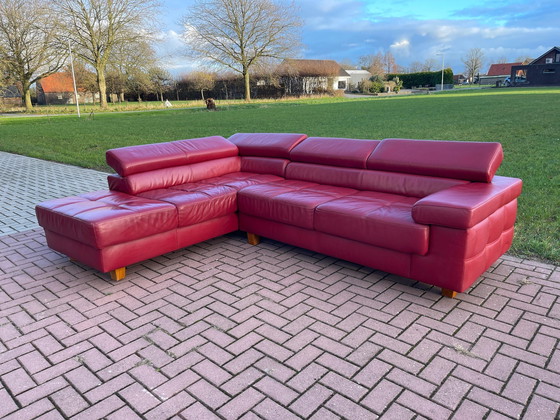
[412,176,522,229]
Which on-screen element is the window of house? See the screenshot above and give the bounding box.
[546,58,553,64]
[57,95,63,99]
[556,53,560,62]
[338,81,346,90]
[543,68,556,74]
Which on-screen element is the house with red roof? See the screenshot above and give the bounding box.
[37,72,98,105]
[479,62,523,85]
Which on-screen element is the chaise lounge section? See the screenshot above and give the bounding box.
[36,133,522,297]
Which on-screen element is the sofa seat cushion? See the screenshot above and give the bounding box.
[201,172,283,190]
[315,191,429,255]
[35,191,178,249]
[239,180,357,229]
[138,184,238,227]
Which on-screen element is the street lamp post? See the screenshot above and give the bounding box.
[68,40,81,118]
[437,53,445,91]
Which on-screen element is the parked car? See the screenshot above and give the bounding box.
[503,76,527,86]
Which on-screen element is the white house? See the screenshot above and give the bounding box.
[345,69,372,89]
[278,59,351,94]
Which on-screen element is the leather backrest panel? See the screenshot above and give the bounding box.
[286,162,468,197]
[108,157,241,194]
[367,138,503,182]
[228,133,307,158]
[240,157,290,177]
[290,137,380,169]
[106,136,238,177]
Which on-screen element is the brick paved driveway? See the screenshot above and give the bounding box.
[1,228,559,419]
[0,151,559,419]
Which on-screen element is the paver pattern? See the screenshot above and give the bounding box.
[0,152,107,236]
[1,229,559,419]
[0,151,559,419]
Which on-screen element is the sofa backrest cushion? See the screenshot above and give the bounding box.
[367,139,503,183]
[107,136,238,177]
[290,137,381,169]
[108,157,241,195]
[286,163,469,197]
[240,157,290,177]
[228,133,307,158]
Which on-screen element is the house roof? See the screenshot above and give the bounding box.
[486,63,522,76]
[279,59,349,77]
[39,73,74,93]
[529,46,560,64]
[345,70,372,76]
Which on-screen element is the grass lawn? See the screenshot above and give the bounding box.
[1,87,558,264]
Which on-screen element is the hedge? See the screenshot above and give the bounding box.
[387,69,454,88]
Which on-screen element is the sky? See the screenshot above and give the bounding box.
[157,0,558,76]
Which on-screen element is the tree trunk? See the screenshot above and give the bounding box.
[243,68,251,101]
[201,89,205,100]
[97,69,108,108]
[23,87,33,111]
[119,91,125,102]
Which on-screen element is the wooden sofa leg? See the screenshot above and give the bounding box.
[110,267,126,281]
[247,233,261,245]
[441,288,458,298]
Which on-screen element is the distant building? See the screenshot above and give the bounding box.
[345,69,372,90]
[453,74,467,84]
[511,46,560,86]
[478,62,522,85]
[37,72,98,105]
[277,59,351,95]
[0,85,22,106]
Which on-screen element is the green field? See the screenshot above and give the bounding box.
[1,88,559,264]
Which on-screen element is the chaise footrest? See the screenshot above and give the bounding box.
[36,190,179,278]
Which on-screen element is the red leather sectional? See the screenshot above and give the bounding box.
[36,133,522,297]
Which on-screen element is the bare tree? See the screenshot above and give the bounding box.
[55,0,160,108]
[63,60,98,103]
[148,67,173,101]
[0,0,66,110]
[462,48,485,83]
[359,53,385,78]
[108,38,157,102]
[180,0,301,101]
[383,52,398,74]
[184,71,217,100]
[359,51,399,78]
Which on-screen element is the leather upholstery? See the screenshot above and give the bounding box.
[290,137,380,168]
[139,184,238,227]
[198,172,283,190]
[412,176,523,228]
[315,191,429,255]
[107,136,238,177]
[367,139,503,182]
[240,157,290,177]
[286,162,468,197]
[239,180,357,229]
[36,191,177,248]
[229,133,307,158]
[108,157,241,194]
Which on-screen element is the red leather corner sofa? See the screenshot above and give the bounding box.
[36,133,522,298]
